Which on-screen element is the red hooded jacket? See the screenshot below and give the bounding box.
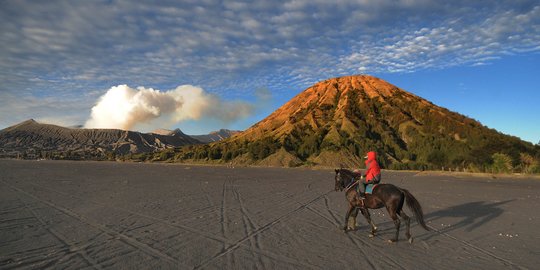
[364,151,381,183]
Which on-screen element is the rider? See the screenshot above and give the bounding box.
[356,151,381,198]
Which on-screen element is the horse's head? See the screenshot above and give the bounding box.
[334,168,356,192]
[334,169,345,191]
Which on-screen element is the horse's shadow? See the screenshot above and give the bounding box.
[421,200,514,236]
[355,200,513,240]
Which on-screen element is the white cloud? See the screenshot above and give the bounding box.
[84,85,254,131]
[337,5,540,74]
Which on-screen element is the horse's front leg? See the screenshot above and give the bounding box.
[343,204,355,232]
[347,207,359,231]
[359,208,378,237]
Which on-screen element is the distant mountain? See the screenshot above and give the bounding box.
[171,75,538,169]
[151,128,240,143]
[190,129,241,143]
[150,128,190,137]
[0,119,201,159]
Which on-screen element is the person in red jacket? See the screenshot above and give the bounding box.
[358,151,381,198]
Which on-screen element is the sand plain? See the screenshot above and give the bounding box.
[1,160,539,269]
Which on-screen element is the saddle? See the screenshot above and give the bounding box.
[365,183,378,194]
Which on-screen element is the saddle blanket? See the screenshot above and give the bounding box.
[365,183,378,194]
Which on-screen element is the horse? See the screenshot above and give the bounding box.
[334,168,429,243]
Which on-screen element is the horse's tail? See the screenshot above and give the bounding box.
[401,188,430,231]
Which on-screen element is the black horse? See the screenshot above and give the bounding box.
[334,168,429,243]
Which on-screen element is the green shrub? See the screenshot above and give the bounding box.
[491,153,513,173]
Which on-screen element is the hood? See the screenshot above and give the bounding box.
[365,151,376,161]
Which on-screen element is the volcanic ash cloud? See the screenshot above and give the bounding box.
[84,84,253,131]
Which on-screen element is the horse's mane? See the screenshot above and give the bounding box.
[338,168,356,178]
[337,168,359,188]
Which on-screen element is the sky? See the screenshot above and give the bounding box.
[0,0,539,143]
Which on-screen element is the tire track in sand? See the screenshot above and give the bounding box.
[10,180,324,269]
[280,190,381,268]
[220,178,235,268]
[1,180,188,268]
[0,198,104,270]
[231,178,267,270]
[425,224,527,270]
[193,189,335,270]
[290,192,381,270]
[20,198,104,270]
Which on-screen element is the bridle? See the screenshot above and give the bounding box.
[336,169,360,192]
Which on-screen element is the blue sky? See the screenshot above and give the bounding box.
[0,0,539,143]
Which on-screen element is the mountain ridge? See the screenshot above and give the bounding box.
[170,74,538,170]
[0,120,201,159]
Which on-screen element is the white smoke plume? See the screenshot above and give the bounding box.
[84,84,253,131]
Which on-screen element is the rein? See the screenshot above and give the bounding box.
[344,179,359,193]
[340,169,361,193]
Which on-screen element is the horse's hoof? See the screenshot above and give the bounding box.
[368,233,375,238]
[408,237,414,244]
[387,239,397,244]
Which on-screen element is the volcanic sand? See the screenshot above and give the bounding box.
[0,160,538,269]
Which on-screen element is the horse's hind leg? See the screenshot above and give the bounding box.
[399,211,412,243]
[388,191,406,243]
[388,210,401,243]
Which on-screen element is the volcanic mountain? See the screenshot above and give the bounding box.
[177,75,537,168]
[0,119,201,159]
